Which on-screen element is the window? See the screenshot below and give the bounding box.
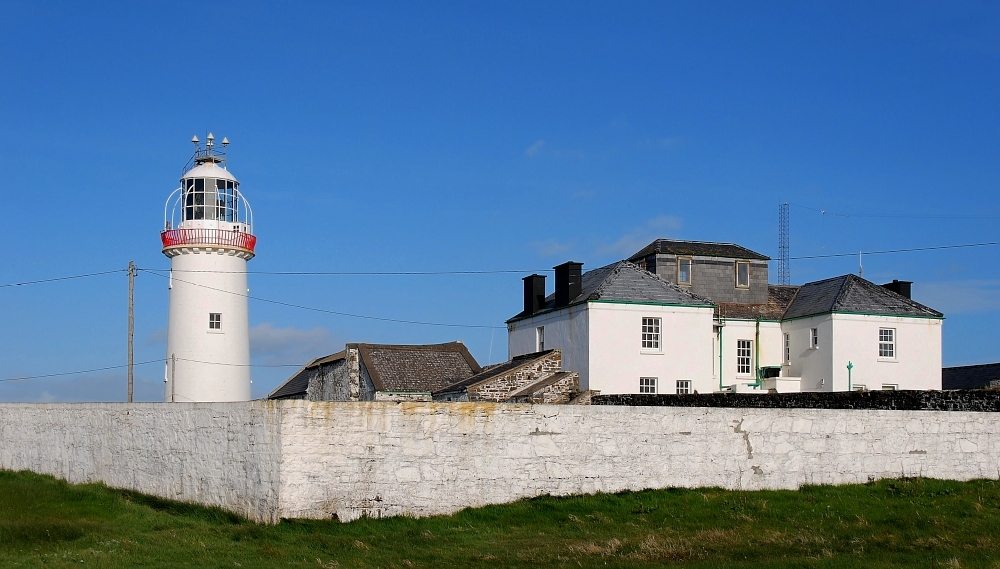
[882,384,898,391]
[639,377,657,394]
[208,313,222,330]
[676,380,691,394]
[677,258,692,285]
[736,340,753,376]
[641,317,661,350]
[853,384,867,391]
[736,261,750,288]
[879,328,895,359]
[810,328,819,349]
[536,326,544,351]
[784,333,790,363]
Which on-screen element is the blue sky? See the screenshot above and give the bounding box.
[1,1,998,401]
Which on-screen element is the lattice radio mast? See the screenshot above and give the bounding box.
[778,202,790,285]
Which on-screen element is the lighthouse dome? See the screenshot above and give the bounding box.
[181,161,238,183]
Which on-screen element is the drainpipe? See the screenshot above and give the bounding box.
[717,317,725,391]
[746,316,763,389]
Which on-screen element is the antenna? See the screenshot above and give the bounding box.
[778,202,790,285]
[206,132,214,150]
[191,135,199,149]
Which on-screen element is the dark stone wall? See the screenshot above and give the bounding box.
[593,390,1000,412]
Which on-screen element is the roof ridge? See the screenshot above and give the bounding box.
[830,274,855,311]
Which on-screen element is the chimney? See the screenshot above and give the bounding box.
[554,261,583,308]
[522,274,546,316]
[881,279,912,299]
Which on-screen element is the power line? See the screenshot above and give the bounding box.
[139,268,500,329]
[790,241,1000,260]
[0,269,126,289]
[0,359,161,383]
[174,357,302,368]
[789,203,1000,220]
[159,269,555,275]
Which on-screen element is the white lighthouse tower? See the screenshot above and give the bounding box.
[161,134,255,402]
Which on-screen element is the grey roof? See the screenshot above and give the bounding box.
[630,239,770,261]
[267,351,346,399]
[433,350,556,395]
[357,342,481,393]
[782,274,943,320]
[508,261,714,322]
[942,363,1000,390]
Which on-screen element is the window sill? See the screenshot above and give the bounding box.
[877,358,898,363]
[207,330,225,335]
[640,350,664,355]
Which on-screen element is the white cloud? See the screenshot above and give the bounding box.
[914,280,1000,315]
[250,323,339,366]
[531,238,573,257]
[596,215,683,258]
[524,139,546,158]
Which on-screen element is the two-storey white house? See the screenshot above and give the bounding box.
[508,240,944,394]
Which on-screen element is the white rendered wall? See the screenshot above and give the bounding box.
[781,316,836,391]
[166,249,251,402]
[3,401,1000,524]
[508,304,590,387]
[717,319,784,391]
[586,303,715,395]
[828,314,943,391]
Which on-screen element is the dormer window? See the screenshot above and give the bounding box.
[677,257,692,285]
[736,261,750,289]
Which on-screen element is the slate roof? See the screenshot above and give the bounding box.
[782,274,943,320]
[629,239,770,261]
[434,350,556,395]
[507,261,714,322]
[716,285,800,320]
[268,351,346,399]
[942,363,1000,390]
[357,342,481,393]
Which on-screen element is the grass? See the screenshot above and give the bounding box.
[2,470,1000,568]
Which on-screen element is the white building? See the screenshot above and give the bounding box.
[161,135,256,402]
[508,241,944,394]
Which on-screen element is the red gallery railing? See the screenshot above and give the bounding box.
[160,228,257,252]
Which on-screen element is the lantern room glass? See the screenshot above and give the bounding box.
[182,178,244,223]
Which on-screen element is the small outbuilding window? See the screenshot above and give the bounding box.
[735,261,750,288]
[879,328,895,359]
[639,377,657,394]
[209,313,222,330]
[676,380,691,394]
[641,317,661,350]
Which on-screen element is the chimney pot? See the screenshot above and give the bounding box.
[522,274,546,316]
[554,261,584,308]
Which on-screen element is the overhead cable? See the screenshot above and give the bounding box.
[160,269,555,275]
[0,359,161,383]
[0,269,126,289]
[138,268,500,329]
[789,203,1000,220]
[790,241,1000,260]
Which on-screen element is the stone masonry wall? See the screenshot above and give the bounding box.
[3,401,1000,524]
[468,351,564,402]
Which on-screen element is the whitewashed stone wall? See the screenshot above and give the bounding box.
[0,402,282,523]
[3,401,999,523]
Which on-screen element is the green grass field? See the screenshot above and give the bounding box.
[2,470,999,568]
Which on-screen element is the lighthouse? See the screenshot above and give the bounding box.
[161,134,255,402]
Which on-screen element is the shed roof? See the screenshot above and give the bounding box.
[629,239,770,261]
[782,274,942,320]
[507,261,714,322]
[356,342,481,393]
[942,363,1000,390]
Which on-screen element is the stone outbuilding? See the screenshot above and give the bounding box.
[432,349,583,404]
[268,342,481,402]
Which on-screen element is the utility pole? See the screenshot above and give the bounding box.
[127,261,137,403]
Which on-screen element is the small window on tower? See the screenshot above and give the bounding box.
[209,313,222,330]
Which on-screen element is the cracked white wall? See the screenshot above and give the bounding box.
[2,401,998,523]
